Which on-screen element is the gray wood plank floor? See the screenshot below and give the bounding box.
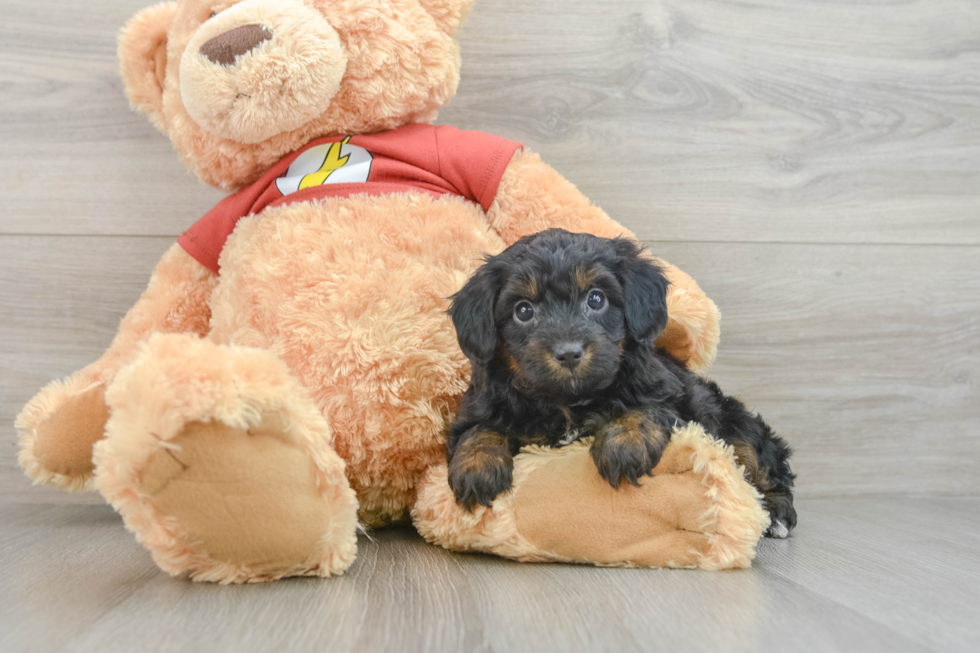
[0,497,977,653]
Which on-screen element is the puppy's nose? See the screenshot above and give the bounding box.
[553,343,585,370]
[200,24,273,66]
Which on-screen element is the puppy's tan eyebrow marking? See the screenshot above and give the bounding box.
[575,266,598,291]
[515,276,538,299]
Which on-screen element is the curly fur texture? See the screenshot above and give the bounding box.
[445,230,795,533]
[488,151,720,373]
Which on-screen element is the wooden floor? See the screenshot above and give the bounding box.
[1,0,978,651]
[1,497,977,653]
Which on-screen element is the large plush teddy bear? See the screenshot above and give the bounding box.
[16,0,768,582]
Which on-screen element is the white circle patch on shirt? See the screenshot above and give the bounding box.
[275,136,374,197]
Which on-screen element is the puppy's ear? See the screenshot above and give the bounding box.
[449,258,502,364]
[612,239,670,342]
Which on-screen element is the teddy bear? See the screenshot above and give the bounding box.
[16,0,767,582]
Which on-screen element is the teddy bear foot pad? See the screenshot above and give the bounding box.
[413,423,770,570]
[93,333,360,583]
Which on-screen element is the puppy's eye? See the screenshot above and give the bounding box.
[587,290,606,311]
[514,301,535,323]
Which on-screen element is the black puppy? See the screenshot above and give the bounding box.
[447,229,797,538]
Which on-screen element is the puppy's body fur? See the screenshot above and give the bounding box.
[448,229,796,537]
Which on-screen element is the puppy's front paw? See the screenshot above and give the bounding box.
[449,463,513,511]
[590,413,669,489]
[448,430,514,511]
[764,491,797,538]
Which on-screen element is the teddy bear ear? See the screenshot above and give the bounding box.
[118,1,177,132]
[418,0,475,36]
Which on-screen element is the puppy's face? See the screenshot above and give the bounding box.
[450,229,670,403]
[495,255,626,401]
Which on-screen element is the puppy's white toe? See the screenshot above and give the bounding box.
[768,520,790,539]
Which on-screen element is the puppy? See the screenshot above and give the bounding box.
[447,229,797,538]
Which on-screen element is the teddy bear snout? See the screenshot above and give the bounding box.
[199,24,273,66]
[179,0,349,145]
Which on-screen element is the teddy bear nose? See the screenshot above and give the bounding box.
[200,24,273,66]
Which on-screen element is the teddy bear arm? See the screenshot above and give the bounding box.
[486,149,636,243]
[487,150,720,372]
[16,244,217,490]
[94,244,218,380]
[654,261,721,374]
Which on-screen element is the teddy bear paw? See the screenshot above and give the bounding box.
[93,333,359,583]
[134,418,357,582]
[16,380,109,490]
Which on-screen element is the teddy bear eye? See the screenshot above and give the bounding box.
[514,301,535,324]
[587,290,606,311]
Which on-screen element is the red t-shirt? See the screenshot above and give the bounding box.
[178,124,523,273]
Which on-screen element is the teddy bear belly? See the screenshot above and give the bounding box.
[206,192,506,525]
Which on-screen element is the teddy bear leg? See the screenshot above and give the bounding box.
[94,333,358,583]
[16,244,217,491]
[414,424,770,570]
[16,380,110,491]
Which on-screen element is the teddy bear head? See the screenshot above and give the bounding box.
[119,0,473,190]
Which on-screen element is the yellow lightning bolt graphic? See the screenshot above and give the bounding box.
[298,136,352,190]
